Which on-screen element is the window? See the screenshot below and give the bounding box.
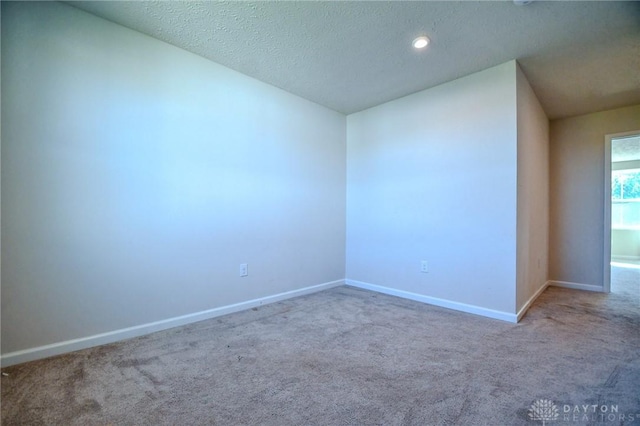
[612,168,640,229]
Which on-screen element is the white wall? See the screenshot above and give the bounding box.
[346,61,518,316]
[515,65,549,311]
[1,2,564,365]
[1,2,346,358]
[549,105,640,287]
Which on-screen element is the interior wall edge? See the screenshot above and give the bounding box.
[0,279,345,368]
[549,280,603,293]
[516,280,550,322]
[1,0,347,356]
[548,104,640,286]
[345,279,518,323]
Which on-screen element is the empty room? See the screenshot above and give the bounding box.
[1,1,639,425]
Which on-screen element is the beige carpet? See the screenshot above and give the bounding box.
[2,267,639,425]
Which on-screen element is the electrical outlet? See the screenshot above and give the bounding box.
[421,260,429,273]
[240,263,248,277]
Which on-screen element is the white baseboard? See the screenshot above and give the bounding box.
[0,279,344,368]
[516,281,550,322]
[549,280,603,292]
[345,279,518,323]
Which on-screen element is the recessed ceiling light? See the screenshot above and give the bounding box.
[412,36,430,49]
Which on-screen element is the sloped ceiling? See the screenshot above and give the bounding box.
[68,1,640,119]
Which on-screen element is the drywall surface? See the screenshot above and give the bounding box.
[346,61,518,314]
[1,2,346,355]
[515,65,549,311]
[549,105,640,287]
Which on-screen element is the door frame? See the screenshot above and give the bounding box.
[603,130,640,293]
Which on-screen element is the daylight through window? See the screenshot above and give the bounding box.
[612,168,640,229]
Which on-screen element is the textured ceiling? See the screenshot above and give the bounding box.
[67,1,640,118]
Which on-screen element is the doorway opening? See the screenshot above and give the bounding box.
[604,131,640,294]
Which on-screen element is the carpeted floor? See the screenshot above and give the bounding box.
[1,267,639,425]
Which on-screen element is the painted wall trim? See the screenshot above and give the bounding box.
[0,279,344,368]
[345,279,518,323]
[604,134,612,293]
[611,255,640,261]
[603,130,640,293]
[549,280,603,292]
[516,281,550,322]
